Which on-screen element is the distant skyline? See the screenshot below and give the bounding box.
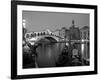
[22,11,89,32]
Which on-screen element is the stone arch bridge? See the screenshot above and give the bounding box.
[25,32,64,45]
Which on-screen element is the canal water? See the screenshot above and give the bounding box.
[36,43,65,68]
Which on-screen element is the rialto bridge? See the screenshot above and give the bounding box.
[24,29,64,45]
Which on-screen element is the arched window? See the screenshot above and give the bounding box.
[31,33,34,37]
[40,32,42,36]
[37,33,39,36]
[26,34,29,38]
[34,33,36,37]
[43,32,45,35]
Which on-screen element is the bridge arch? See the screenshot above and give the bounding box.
[44,36,57,43]
[35,36,57,44]
[25,33,62,45]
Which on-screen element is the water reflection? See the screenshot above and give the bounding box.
[23,41,90,68]
[36,43,61,68]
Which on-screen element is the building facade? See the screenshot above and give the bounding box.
[68,20,81,57]
[69,20,81,40]
[80,26,89,40]
[59,27,67,39]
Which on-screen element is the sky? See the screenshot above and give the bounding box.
[22,11,89,32]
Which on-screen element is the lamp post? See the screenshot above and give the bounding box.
[22,19,27,41]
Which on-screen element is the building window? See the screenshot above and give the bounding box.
[84,32,86,39]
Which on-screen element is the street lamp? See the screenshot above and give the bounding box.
[23,19,26,28]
